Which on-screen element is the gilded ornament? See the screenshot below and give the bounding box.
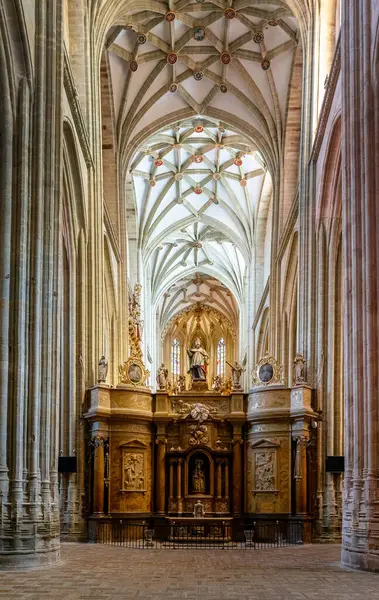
[252,354,283,386]
[167,52,178,64]
[194,186,202,194]
[224,7,236,19]
[220,52,231,65]
[240,178,247,187]
[193,155,203,163]
[136,33,147,44]
[154,158,163,167]
[149,178,156,186]
[194,125,204,133]
[119,356,149,387]
[253,31,264,44]
[165,10,176,22]
[193,26,206,41]
[234,157,243,166]
[219,83,228,93]
[261,58,271,71]
[169,83,178,93]
[129,60,138,72]
[193,71,204,81]
[268,19,278,26]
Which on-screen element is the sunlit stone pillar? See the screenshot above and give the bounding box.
[341,0,379,571]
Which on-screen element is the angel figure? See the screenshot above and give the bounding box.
[226,355,247,389]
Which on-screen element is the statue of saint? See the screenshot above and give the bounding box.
[192,458,205,493]
[187,338,208,381]
[156,363,168,390]
[98,355,108,383]
[293,353,307,385]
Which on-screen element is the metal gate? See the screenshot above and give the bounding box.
[91,519,304,549]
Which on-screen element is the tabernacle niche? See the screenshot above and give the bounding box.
[188,452,210,495]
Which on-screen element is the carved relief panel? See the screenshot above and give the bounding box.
[123,452,145,491]
[120,440,147,493]
[246,434,291,514]
[254,450,276,492]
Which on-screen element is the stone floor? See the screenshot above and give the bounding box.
[0,543,378,599]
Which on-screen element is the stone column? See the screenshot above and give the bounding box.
[169,460,174,499]
[232,424,243,516]
[341,0,379,572]
[93,437,105,515]
[155,434,166,515]
[224,462,229,499]
[294,437,308,515]
[177,458,183,514]
[216,461,222,498]
[0,0,64,568]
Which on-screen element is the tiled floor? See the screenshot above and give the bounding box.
[0,543,378,599]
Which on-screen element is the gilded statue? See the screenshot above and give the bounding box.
[187,338,208,381]
[212,375,223,392]
[192,458,205,493]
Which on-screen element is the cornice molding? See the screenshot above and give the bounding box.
[310,34,341,163]
[63,46,94,169]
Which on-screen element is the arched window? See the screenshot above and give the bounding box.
[216,338,226,377]
[171,338,181,377]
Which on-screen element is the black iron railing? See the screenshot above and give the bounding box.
[89,519,304,549]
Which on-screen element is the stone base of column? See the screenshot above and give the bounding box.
[342,546,379,572]
[0,540,60,570]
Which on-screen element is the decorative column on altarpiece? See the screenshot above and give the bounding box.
[92,436,105,515]
[293,436,308,515]
[177,458,183,514]
[232,423,243,516]
[155,427,167,515]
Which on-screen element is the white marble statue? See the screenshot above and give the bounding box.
[98,355,108,383]
[293,353,307,385]
[156,363,168,390]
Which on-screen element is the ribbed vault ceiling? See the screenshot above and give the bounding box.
[107,1,299,323]
[107,0,299,166]
[131,119,272,306]
[158,272,238,333]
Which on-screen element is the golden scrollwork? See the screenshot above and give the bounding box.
[252,354,283,387]
[128,283,143,360]
[119,356,150,387]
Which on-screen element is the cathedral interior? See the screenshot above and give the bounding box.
[1,0,379,587]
